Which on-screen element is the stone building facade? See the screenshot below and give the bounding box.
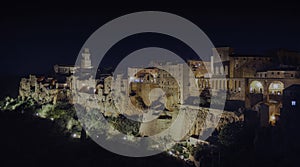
[19,47,300,138]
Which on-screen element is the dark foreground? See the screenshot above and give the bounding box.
[0,112,185,167]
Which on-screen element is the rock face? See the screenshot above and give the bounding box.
[138,105,243,141]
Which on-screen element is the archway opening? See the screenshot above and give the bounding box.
[268,81,284,95]
[250,81,264,94]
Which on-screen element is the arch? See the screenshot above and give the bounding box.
[268,81,284,95]
[250,80,264,94]
[134,69,156,83]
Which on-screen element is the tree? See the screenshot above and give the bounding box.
[106,115,141,136]
[218,121,244,148]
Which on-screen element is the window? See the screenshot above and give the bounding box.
[292,101,296,106]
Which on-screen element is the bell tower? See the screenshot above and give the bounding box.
[81,48,93,69]
[79,48,94,79]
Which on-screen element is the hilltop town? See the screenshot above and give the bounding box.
[9,47,300,165]
[19,47,300,125]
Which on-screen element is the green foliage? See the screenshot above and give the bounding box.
[106,115,141,136]
[78,108,108,137]
[0,100,4,110]
[20,98,39,111]
[47,102,76,119]
[183,152,189,159]
[187,144,195,155]
[218,122,245,147]
[48,102,81,134]
[0,97,40,113]
[36,104,54,118]
[173,143,184,154]
[3,97,141,140]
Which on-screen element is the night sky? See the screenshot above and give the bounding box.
[1,2,300,76]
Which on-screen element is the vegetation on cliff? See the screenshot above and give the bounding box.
[0,97,141,139]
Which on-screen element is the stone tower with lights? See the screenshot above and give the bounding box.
[81,48,93,69]
[79,48,94,79]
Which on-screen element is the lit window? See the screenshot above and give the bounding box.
[292,101,296,106]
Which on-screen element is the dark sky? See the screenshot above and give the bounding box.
[1,2,300,76]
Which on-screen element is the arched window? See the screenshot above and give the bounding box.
[268,81,284,95]
[250,81,264,94]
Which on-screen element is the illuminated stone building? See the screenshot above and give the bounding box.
[125,47,300,130]
[19,47,300,138]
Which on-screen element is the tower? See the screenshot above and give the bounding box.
[81,48,93,69]
[79,48,94,78]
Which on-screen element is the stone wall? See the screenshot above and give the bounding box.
[19,75,59,104]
